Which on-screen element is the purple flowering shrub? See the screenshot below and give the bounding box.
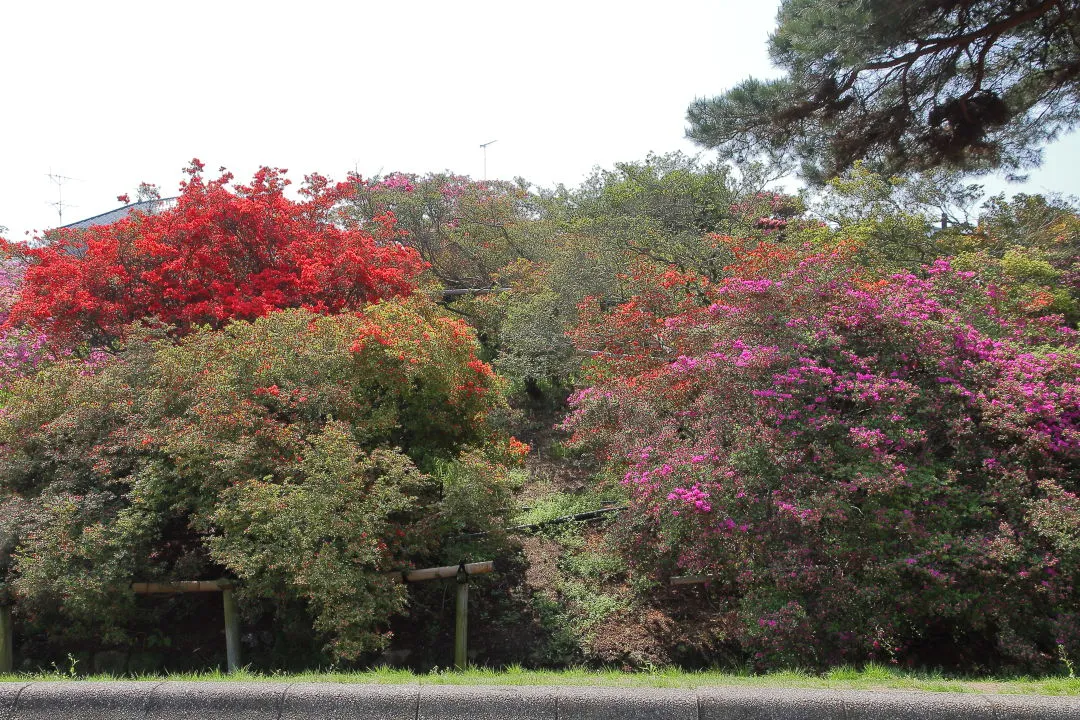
[0,259,52,391]
[564,242,1080,671]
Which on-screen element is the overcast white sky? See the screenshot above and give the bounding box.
[3,1,1079,238]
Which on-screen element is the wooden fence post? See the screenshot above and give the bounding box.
[394,560,492,670]
[221,585,241,673]
[131,579,241,671]
[0,604,12,673]
[454,563,469,670]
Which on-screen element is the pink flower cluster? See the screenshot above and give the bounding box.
[565,245,1080,670]
[667,484,712,513]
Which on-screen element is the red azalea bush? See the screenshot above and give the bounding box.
[1,160,425,345]
[563,241,1080,671]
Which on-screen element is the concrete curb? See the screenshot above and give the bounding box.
[146,682,292,720]
[419,684,557,720]
[282,682,419,720]
[14,681,155,720]
[0,683,29,720]
[1,681,1078,719]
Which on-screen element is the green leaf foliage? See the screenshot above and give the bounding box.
[0,303,518,659]
[688,0,1080,182]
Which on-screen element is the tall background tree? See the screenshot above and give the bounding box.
[687,0,1080,183]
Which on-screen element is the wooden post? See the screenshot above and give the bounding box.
[131,580,230,593]
[454,563,468,670]
[394,560,493,670]
[0,604,12,673]
[130,578,240,671]
[670,574,716,586]
[398,560,494,583]
[221,585,241,673]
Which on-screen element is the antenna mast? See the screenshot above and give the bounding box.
[479,140,497,181]
[46,170,79,226]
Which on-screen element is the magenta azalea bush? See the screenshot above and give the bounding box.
[564,243,1080,671]
[0,259,52,391]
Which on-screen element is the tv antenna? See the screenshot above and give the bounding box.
[479,140,497,180]
[46,170,79,226]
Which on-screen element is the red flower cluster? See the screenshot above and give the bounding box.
[3,160,426,344]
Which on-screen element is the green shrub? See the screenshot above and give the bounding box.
[0,302,519,660]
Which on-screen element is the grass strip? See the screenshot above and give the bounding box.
[1,664,1078,695]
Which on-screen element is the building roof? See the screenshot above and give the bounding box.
[62,197,178,230]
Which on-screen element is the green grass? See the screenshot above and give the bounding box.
[2,665,1079,695]
[511,490,620,529]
